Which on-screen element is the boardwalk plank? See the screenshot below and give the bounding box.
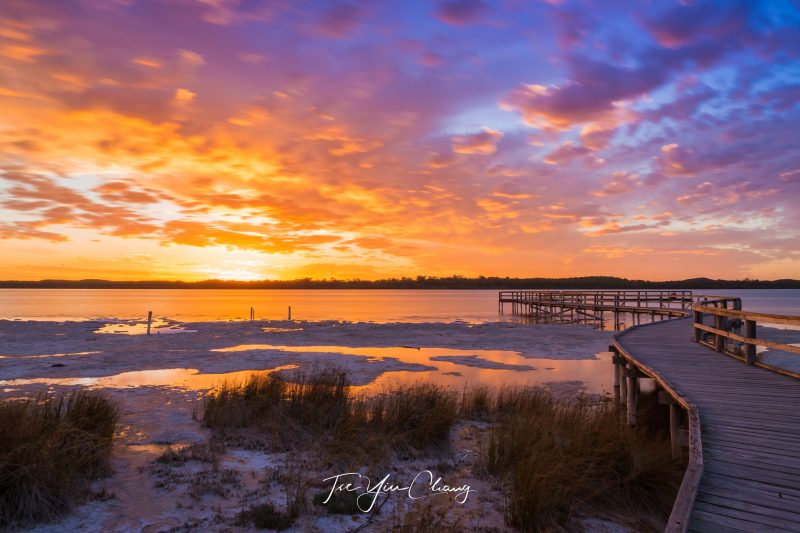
[615,317,800,531]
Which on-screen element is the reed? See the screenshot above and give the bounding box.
[203,369,457,466]
[482,387,682,531]
[0,391,119,527]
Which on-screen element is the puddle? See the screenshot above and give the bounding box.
[94,319,197,335]
[212,344,614,394]
[0,351,100,360]
[0,365,297,390]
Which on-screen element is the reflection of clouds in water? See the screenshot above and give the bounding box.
[94,319,197,335]
[0,365,297,390]
[429,354,536,371]
[0,351,100,360]
[212,343,613,394]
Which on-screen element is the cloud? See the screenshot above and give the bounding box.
[312,2,364,38]
[435,0,489,25]
[502,57,668,129]
[592,172,641,197]
[542,141,591,165]
[452,128,503,155]
[638,1,753,48]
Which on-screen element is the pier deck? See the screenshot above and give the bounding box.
[613,317,800,532]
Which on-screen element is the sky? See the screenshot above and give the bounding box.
[1,0,799,281]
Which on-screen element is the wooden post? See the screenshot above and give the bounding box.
[715,313,726,352]
[670,403,681,459]
[288,305,292,321]
[745,319,757,364]
[250,307,254,320]
[626,367,637,426]
[693,310,703,341]
[612,352,621,406]
[620,361,628,409]
[146,311,152,336]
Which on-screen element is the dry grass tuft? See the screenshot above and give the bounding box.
[483,387,682,531]
[0,391,119,527]
[205,371,681,530]
[236,501,294,530]
[203,369,457,467]
[390,500,463,532]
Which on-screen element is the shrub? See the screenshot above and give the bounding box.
[203,370,457,466]
[236,502,294,530]
[0,391,119,527]
[483,388,682,530]
[312,489,361,515]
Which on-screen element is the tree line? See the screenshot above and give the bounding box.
[1,276,798,289]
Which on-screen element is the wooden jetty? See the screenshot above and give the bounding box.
[500,290,800,532]
[499,289,696,329]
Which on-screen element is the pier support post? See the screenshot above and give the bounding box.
[626,367,637,426]
[147,311,152,336]
[670,403,681,459]
[611,348,622,405]
[288,306,292,321]
[619,361,628,421]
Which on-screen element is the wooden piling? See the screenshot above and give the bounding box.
[626,367,637,426]
[288,305,292,321]
[670,402,681,459]
[146,310,152,336]
[619,360,628,409]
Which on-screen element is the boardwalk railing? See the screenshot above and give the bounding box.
[499,290,696,329]
[693,304,800,377]
[498,290,758,330]
[609,323,703,533]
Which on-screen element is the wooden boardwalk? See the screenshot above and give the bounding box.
[613,317,800,532]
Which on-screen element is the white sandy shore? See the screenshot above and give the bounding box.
[0,318,619,532]
[0,319,612,386]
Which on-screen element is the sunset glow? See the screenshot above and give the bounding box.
[1,0,799,280]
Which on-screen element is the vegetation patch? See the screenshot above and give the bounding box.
[236,501,295,530]
[312,489,362,515]
[0,391,119,528]
[482,387,683,531]
[203,369,458,468]
[201,370,682,530]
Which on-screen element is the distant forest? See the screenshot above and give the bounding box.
[1,276,799,289]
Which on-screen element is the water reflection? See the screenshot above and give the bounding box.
[213,344,615,394]
[0,365,296,389]
[1,343,615,394]
[94,319,196,335]
[0,351,100,360]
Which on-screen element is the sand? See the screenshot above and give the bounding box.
[0,318,617,532]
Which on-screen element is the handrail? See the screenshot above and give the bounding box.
[692,304,800,378]
[611,319,703,533]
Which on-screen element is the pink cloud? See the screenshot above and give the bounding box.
[452,128,503,155]
[435,0,489,25]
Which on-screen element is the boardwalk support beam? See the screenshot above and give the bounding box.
[625,367,637,426]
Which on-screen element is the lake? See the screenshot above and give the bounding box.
[0,288,798,322]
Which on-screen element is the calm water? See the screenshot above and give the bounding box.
[0,289,798,322]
